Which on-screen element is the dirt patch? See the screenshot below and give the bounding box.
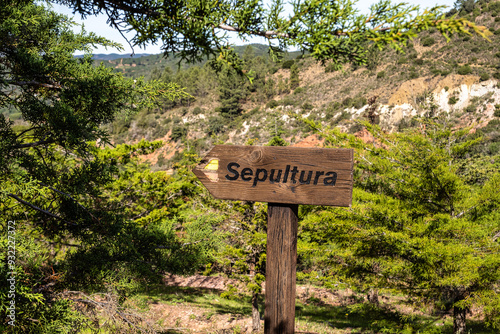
[388,75,480,106]
[291,134,324,148]
[163,274,235,291]
[148,303,254,333]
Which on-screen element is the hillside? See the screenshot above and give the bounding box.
[94,44,305,78]
[98,1,500,171]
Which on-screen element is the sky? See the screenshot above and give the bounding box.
[51,0,457,55]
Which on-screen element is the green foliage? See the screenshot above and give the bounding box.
[3,0,499,331]
[213,201,268,304]
[302,102,315,111]
[58,0,493,74]
[0,227,90,333]
[325,62,340,73]
[465,103,477,113]
[267,136,289,147]
[216,64,247,118]
[397,56,408,64]
[301,118,500,332]
[342,95,367,109]
[171,124,188,142]
[449,96,459,104]
[365,47,380,71]
[266,100,279,109]
[0,3,220,329]
[455,0,476,14]
[457,64,473,75]
[281,60,295,69]
[480,72,491,81]
[408,70,419,79]
[293,87,304,95]
[290,63,300,90]
[207,116,226,136]
[413,58,424,65]
[421,36,436,47]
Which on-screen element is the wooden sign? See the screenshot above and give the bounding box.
[194,145,354,334]
[193,145,353,207]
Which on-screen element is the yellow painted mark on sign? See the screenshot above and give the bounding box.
[205,159,219,171]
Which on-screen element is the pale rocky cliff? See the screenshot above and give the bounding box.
[345,76,500,132]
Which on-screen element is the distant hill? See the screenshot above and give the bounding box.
[90,44,304,78]
[75,53,152,60]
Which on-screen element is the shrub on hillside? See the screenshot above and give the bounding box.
[171,124,187,141]
[414,58,424,65]
[302,102,314,111]
[466,104,477,113]
[325,62,340,73]
[421,36,436,47]
[293,87,304,95]
[409,71,419,79]
[281,97,297,107]
[495,105,500,117]
[281,60,295,69]
[489,2,500,12]
[207,116,224,135]
[480,72,490,81]
[457,64,473,75]
[266,100,279,109]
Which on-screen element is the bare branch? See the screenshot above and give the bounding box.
[7,193,78,226]
[217,23,290,38]
[6,80,62,89]
[40,183,98,221]
[13,139,54,149]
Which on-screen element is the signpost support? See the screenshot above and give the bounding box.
[265,203,298,334]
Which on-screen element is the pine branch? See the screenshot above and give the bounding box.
[13,139,54,149]
[6,80,62,89]
[40,183,98,221]
[7,193,78,226]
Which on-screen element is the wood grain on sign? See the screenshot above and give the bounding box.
[194,145,353,207]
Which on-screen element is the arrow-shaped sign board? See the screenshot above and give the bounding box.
[194,145,353,207]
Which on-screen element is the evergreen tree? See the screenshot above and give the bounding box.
[265,78,276,99]
[215,65,247,118]
[214,201,268,332]
[302,118,500,333]
[290,63,300,90]
[0,2,220,331]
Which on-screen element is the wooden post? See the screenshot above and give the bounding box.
[265,203,298,334]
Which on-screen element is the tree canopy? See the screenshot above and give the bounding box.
[0,2,217,331]
[54,0,492,70]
